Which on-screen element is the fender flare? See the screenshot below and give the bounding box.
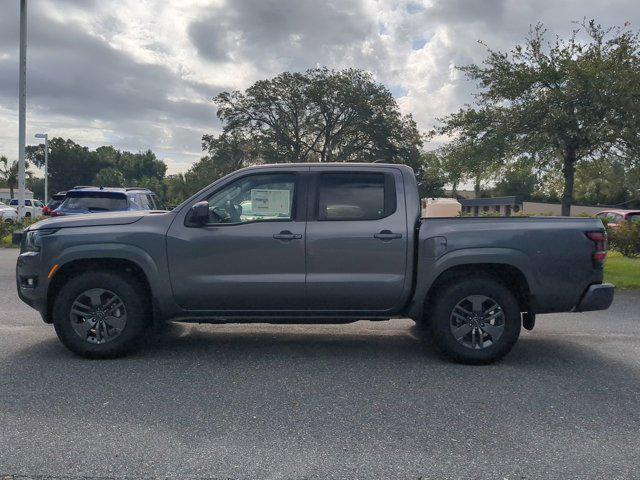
[49,243,175,321]
[406,247,539,320]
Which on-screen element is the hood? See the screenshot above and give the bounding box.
[28,210,163,230]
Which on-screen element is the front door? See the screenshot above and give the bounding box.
[166,170,307,312]
[305,168,408,313]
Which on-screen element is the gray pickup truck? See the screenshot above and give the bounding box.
[16,163,614,363]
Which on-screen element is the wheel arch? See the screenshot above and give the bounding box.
[406,247,537,322]
[44,243,166,325]
[423,263,531,316]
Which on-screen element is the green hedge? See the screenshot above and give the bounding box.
[607,221,640,258]
[0,217,40,248]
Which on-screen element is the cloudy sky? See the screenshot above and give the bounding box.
[0,0,639,174]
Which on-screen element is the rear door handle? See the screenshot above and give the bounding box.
[374,230,402,240]
[273,230,302,241]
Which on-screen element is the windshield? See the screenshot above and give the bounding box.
[60,193,128,212]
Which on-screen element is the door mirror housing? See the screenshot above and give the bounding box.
[189,201,209,225]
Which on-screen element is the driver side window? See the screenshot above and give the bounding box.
[205,173,296,225]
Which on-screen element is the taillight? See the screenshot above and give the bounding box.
[585,231,607,267]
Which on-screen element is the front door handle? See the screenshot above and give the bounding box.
[273,230,302,241]
[374,230,402,241]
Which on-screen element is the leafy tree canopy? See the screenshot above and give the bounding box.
[435,20,640,214]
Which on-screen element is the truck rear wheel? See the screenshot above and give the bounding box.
[53,271,149,358]
[427,276,521,364]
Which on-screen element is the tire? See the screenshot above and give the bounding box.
[53,271,150,358]
[25,212,31,218]
[427,276,521,365]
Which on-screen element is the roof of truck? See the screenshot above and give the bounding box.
[237,162,415,171]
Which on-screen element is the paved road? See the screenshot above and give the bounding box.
[1,248,639,479]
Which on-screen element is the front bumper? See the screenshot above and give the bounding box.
[16,251,50,321]
[574,283,615,312]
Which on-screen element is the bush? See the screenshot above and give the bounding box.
[0,216,41,247]
[607,221,640,258]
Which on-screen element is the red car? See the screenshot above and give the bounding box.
[595,209,640,228]
[42,191,66,216]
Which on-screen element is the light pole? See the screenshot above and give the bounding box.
[35,133,48,201]
[17,0,28,219]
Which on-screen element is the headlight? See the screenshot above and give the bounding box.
[22,229,57,252]
[23,230,42,252]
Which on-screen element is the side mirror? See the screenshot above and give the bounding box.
[189,201,209,224]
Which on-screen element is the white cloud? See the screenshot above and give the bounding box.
[0,0,638,173]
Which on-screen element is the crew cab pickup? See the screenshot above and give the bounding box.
[16,163,614,363]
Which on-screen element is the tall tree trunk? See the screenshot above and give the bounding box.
[474,176,481,198]
[561,147,576,216]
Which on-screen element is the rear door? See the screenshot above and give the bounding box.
[305,167,408,313]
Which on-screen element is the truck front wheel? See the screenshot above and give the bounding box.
[427,276,521,364]
[52,271,149,358]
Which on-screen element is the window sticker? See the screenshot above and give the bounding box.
[250,189,290,215]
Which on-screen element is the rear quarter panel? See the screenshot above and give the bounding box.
[408,217,605,318]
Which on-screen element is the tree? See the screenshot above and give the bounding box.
[211,67,423,166]
[493,160,539,200]
[436,20,640,215]
[94,167,126,187]
[415,152,446,198]
[26,138,102,194]
[26,139,169,195]
[0,156,32,199]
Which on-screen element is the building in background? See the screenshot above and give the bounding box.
[0,188,33,203]
[459,196,523,216]
[457,195,624,217]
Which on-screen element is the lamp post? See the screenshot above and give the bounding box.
[17,0,28,219]
[35,133,48,201]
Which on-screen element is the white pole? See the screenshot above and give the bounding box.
[44,134,48,202]
[18,0,27,219]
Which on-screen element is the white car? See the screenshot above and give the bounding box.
[0,204,18,223]
[8,198,44,218]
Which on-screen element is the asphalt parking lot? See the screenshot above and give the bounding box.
[1,248,639,479]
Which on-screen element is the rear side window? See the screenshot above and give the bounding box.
[61,193,128,212]
[317,172,396,221]
[628,214,640,223]
[151,195,165,210]
[137,193,152,209]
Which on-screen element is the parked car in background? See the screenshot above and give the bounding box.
[595,210,640,228]
[8,198,44,218]
[51,186,164,216]
[0,204,18,223]
[42,192,67,216]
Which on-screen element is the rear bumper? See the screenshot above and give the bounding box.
[574,283,615,312]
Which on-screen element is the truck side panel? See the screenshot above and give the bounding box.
[406,217,605,319]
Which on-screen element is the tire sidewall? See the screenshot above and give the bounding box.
[53,271,148,358]
[429,277,521,364]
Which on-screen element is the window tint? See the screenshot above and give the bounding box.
[205,173,295,225]
[137,194,152,209]
[60,193,128,212]
[151,195,166,210]
[25,200,32,206]
[317,173,395,221]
